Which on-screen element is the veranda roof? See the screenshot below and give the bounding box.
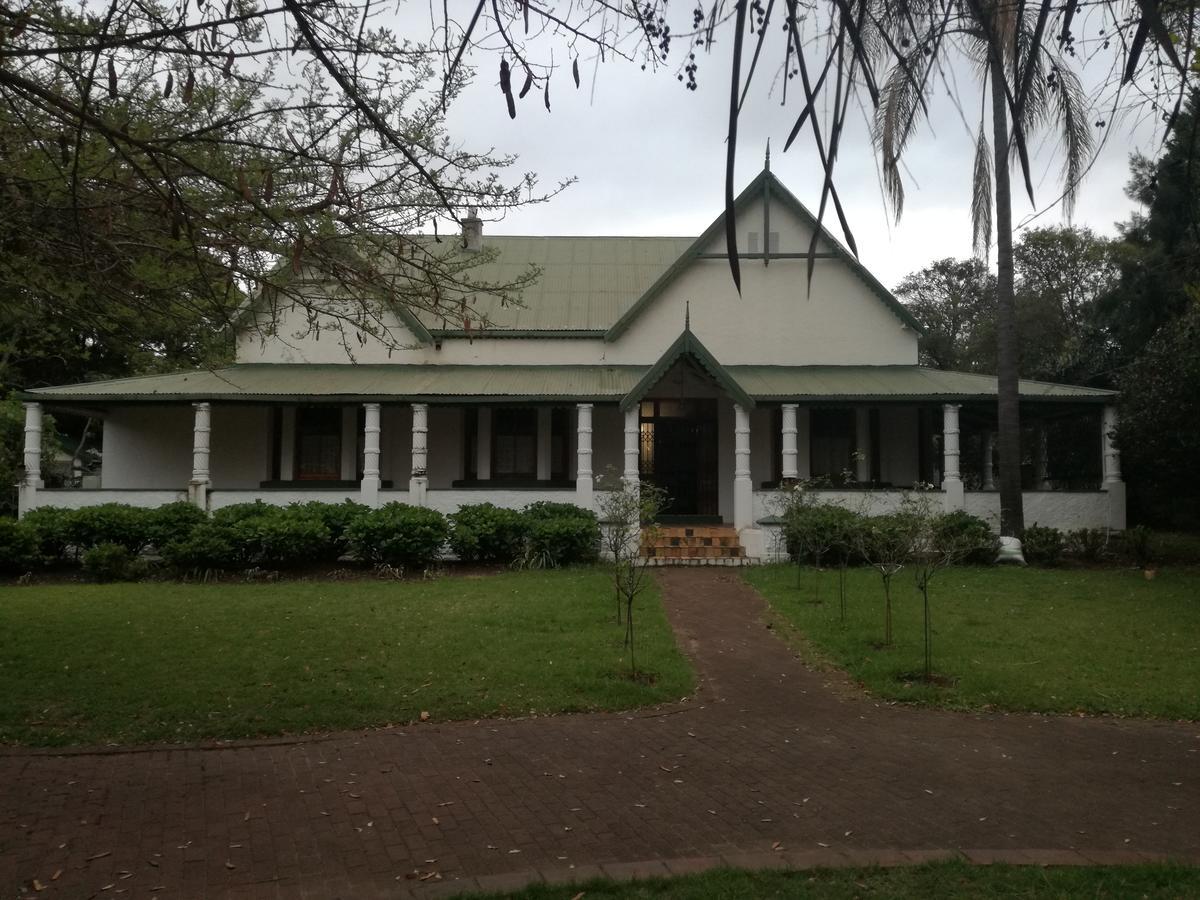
[22,364,1115,405]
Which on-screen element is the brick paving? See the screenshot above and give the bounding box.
[1,569,1198,899]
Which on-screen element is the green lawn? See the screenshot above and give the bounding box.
[0,570,693,746]
[463,861,1200,899]
[745,565,1200,720]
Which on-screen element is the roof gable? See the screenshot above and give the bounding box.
[603,170,923,341]
[620,327,755,411]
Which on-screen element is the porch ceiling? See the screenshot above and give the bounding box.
[20,363,1116,404]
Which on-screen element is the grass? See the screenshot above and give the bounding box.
[745,564,1200,720]
[0,569,693,747]
[462,861,1200,898]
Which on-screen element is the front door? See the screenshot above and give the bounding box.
[639,399,719,517]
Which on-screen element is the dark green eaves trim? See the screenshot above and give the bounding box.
[603,170,925,341]
[429,329,606,339]
[619,329,756,412]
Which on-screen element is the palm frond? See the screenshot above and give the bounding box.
[873,46,932,220]
[1047,54,1093,219]
[971,122,993,257]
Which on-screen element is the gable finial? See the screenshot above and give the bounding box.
[685,300,691,331]
[765,139,771,172]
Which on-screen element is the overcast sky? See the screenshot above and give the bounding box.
[427,8,1164,288]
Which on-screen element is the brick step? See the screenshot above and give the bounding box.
[642,536,741,549]
[643,556,758,567]
[643,545,744,559]
[651,525,739,540]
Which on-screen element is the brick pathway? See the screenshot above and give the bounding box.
[2,570,1198,899]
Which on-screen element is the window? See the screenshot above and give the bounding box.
[747,231,760,253]
[492,408,537,479]
[295,406,342,480]
[810,408,855,482]
[767,231,780,253]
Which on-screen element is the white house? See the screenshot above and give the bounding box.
[16,168,1124,559]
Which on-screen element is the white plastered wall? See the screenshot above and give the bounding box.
[101,406,193,489]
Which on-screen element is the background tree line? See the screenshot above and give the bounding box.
[896,91,1200,529]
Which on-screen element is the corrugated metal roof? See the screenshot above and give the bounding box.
[415,236,695,332]
[24,364,1114,403]
[728,366,1115,401]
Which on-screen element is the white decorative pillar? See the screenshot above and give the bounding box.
[982,431,996,491]
[409,403,428,506]
[1102,405,1126,530]
[1035,424,1051,490]
[17,402,43,517]
[855,406,871,484]
[733,403,753,530]
[476,407,492,481]
[361,402,381,508]
[780,404,799,482]
[941,403,964,511]
[575,403,594,507]
[536,407,553,481]
[623,406,640,489]
[189,401,212,510]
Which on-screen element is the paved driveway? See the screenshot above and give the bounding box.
[2,569,1197,898]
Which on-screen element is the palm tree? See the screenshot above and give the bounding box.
[874,0,1093,544]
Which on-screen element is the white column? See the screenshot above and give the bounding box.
[536,407,553,481]
[17,402,43,517]
[780,404,799,482]
[855,406,871,484]
[476,407,492,481]
[189,401,212,510]
[1035,424,1051,490]
[941,403,964,511]
[982,431,996,490]
[734,403,753,530]
[361,402,381,507]
[1103,405,1126,530]
[576,403,594,506]
[409,402,428,506]
[622,407,639,488]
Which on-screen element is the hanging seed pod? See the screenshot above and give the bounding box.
[519,71,533,99]
[183,69,195,104]
[572,57,580,88]
[499,58,511,94]
[237,168,251,201]
[291,236,304,274]
[264,169,274,203]
[58,133,70,166]
[163,71,173,98]
[107,59,118,98]
[544,80,550,112]
[222,50,234,78]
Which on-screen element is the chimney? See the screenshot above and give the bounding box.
[462,206,482,252]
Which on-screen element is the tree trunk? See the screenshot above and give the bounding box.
[989,55,1025,537]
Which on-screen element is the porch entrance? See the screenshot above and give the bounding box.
[639,398,719,518]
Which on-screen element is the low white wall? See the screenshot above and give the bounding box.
[424,488,585,514]
[753,488,916,522]
[965,491,1112,532]
[209,489,362,509]
[24,489,186,511]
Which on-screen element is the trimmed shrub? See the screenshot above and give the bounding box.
[449,503,529,564]
[1023,524,1065,566]
[522,501,600,567]
[82,542,143,582]
[228,510,330,570]
[1124,524,1155,569]
[212,500,278,526]
[0,518,38,574]
[346,503,449,569]
[147,502,208,550]
[785,504,866,565]
[20,506,73,561]
[160,523,237,574]
[933,510,998,564]
[1067,527,1109,562]
[68,503,154,553]
[288,500,369,560]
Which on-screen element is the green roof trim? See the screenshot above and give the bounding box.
[19,363,1114,405]
[603,170,925,341]
[619,329,756,412]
